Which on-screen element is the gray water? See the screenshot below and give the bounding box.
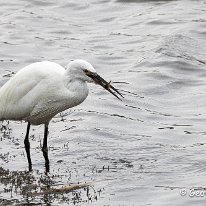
[0,0,206,205]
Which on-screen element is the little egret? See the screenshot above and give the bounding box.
[0,59,123,172]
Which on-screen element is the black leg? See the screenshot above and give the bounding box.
[42,123,50,173]
[24,122,32,171]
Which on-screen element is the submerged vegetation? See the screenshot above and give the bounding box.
[0,166,98,205]
[0,122,100,205]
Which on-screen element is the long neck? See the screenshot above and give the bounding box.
[64,76,89,107]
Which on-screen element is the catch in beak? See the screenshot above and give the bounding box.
[85,71,123,100]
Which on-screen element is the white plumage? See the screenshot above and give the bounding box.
[0,59,122,172]
[0,60,92,124]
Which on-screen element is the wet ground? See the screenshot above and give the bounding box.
[1,0,206,205]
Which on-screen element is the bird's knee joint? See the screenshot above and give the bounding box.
[24,140,30,147]
[42,147,48,153]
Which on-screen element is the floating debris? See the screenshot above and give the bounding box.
[33,182,90,196]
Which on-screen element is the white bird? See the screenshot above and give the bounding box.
[0,59,123,172]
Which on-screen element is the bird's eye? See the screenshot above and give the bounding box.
[84,69,89,73]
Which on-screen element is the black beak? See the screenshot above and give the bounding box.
[87,72,124,100]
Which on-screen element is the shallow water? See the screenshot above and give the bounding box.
[1,0,206,205]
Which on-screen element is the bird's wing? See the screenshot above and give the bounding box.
[0,61,66,121]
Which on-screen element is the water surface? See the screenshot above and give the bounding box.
[0,0,206,205]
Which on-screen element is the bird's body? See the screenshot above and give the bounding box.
[0,61,89,125]
[0,59,122,172]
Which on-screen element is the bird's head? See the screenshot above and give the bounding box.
[66,59,123,100]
